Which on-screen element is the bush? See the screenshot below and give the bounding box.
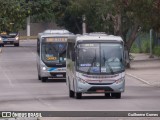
[141,40,150,53]
[130,40,150,53]
[153,46,160,57]
[130,43,140,53]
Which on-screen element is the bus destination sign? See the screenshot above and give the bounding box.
[45,37,67,42]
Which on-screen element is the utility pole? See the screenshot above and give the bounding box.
[82,15,86,34]
[26,0,31,39]
[149,29,154,58]
[27,16,30,39]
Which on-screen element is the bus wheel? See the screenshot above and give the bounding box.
[76,93,82,99]
[105,93,110,97]
[69,89,75,98]
[42,77,47,82]
[111,93,121,99]
[14,43,19,47]
[38,75,41,80]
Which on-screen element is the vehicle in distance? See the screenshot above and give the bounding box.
[0,32,19,47]
[37,29,75,82]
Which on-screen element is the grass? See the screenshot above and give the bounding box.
[153,46,160,57]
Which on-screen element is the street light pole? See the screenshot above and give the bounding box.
[82,15,86,34]
[27,16,30,39]
[149,29,154,58]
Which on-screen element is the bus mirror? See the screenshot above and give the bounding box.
[124,50,129,65]
[71,51,76,61]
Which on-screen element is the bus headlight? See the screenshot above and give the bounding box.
[77,77,87,84]
[115,77,124,84]
[42,67,47,71]
[15,36,19,40]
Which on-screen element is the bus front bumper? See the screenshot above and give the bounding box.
[41,70,66,79]
[75,80,125,93]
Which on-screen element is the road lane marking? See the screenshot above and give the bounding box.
[0,65,14,87]
[126,73,152,86]
[3,71,14,87]
[34,96,52,107]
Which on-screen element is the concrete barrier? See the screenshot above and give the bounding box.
[19,36,37,40]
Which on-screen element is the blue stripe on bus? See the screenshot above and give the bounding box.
[48,67,57,72]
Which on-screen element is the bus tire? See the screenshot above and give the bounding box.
[111,93,121,99]
[105,93,110,97]
[42,77,47,82]
[14,43,19,47]
[38,74,41,80]
[69,89,75,98]
[76,92,82,99]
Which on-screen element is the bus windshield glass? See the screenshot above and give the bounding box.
[41,38,67,64]
[77,43,124,74]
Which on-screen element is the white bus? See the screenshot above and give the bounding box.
[37,29,74,82]
[66,33,125,99]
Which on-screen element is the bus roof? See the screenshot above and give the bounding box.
[38,29,74,39]
[40,33,74,38]
[76,33,123,42]
[43,29,71,34]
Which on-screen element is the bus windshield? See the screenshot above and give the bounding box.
[77,43,124,74]
[41,40,67,64]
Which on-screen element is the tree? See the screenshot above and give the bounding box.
[0,0,56,32]
[54,0,160,67]
[29,0,55,22]
[53,0,83,33]
[0,0,28,32]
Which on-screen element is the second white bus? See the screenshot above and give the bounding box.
[37,29,74,82]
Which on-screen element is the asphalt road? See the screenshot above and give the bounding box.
[0,40,160,119]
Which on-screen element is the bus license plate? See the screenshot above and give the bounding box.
[96,90,105,93]
[56,74,63,77]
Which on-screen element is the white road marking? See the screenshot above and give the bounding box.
[126,73,151,86]
[3,71,14,87]
[0,65,14,87]
[34,96,52,108]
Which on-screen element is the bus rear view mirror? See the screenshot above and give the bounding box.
[71,51,76,61]
[124,50,130,67]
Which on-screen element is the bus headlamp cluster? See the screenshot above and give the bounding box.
[42,67,47,71]
[42,66,49,71]
[15,36,19,40]
[77,77,87,84]
[115,77,124,84]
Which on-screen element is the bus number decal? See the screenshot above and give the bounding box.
[46,56,57,61]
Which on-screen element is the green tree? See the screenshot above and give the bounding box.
[0,0,27,32]
[54,0,160,48]
[54,0,160,67]
[0,0,56,32]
